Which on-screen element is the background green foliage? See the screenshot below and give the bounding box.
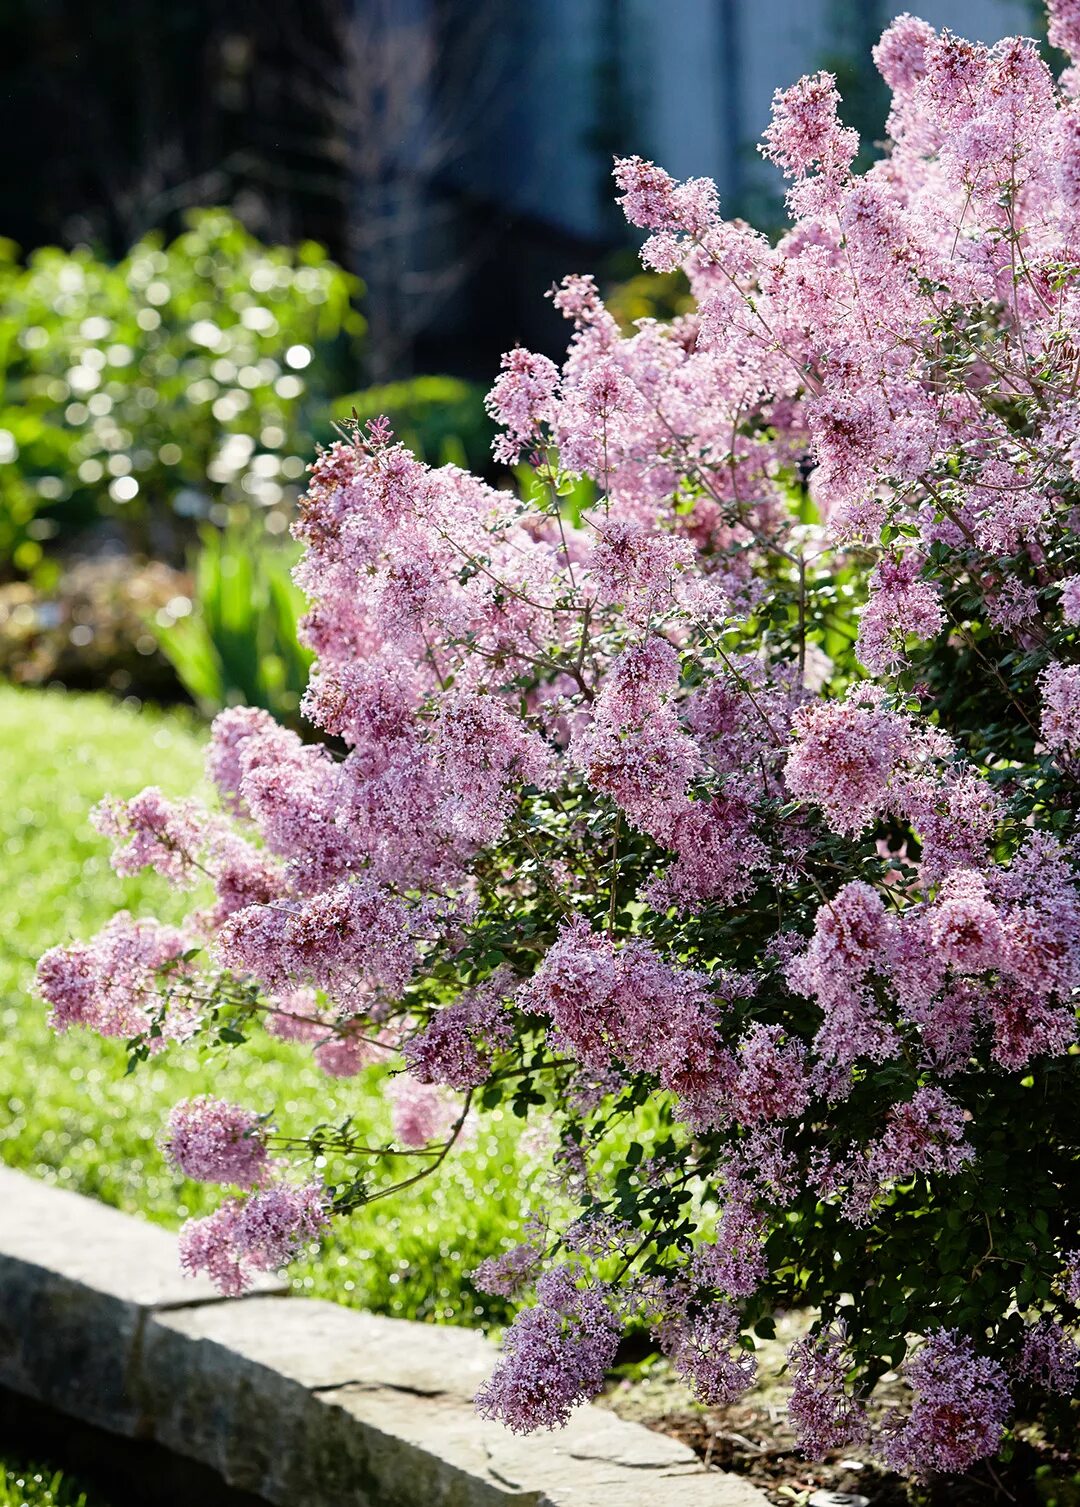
[0,211,362,578]
[0,218,495,720]
[335,376,493,473]
[154,527,312,726]
[0,1460,106,1507]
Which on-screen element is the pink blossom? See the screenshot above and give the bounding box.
[870,1086,974,1184]
[880,1330,1011,1477]
[1061,575,1080,624]
[403,971,514,1089]
[788,1325,868,1459]
[761,72,859,181]
[203,830,284,925]
[473,1239,544,1298]
[693,1192,769,1299]
[661,1306,757,1406]
[37,914,192,1038]
[163,1096,268,1188]
[1062,1251,1080,1305]
[1050,0,1080,61]
[785,697,911,835]
[987,986,1077,1071]
[571,638,703,834]
[179,1182,328,1293]
[178,1203,248,1296]
[548,273,607,327]
[1017,1319,1079,1395]
[475,1269,620,1431]
[387,1075,462,1148]
[216,876,429,1006]
[232,1182,329,1269]
[612,156,680,231]
[986,578,1039,631]
[205,706,286,815]
[301,659,419,749]
[1040,661,1080,752]
[927,870,1005,973]
[265,987,326,1044]
[519,918,727,1120]
[787,883,900,1066]
[730,1024,811,1124]
[857,554,944,673]
[91,788,206,886]
[643,796,767,913]
[313,1029,372,1079]
[804,390,885,529]
[589,523,694,620]
[432,691,552,844]
[873,14,935,95]
[813,1087,973,1227]
[486,348,560,463]
[571,713,700,834]
[899,771,1003,883]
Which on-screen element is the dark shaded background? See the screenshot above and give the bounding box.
[0,0,1050,380]
[0,0,611,377]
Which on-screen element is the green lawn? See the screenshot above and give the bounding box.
[0,1461,106,1507]
[0,685,531,1325]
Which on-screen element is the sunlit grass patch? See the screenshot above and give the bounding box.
[0,686,534,1325]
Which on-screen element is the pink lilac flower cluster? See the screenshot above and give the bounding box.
[385,1075,463,1149]
[857,554,945,674]
[880,1331,1012,1477]
[403,969,514,1089]
[37,913,192,1038]
[519,919,736,1131]
[474,1269,621,1432]
[473,1237,545,1298]
[162,1096,269,1188]
[1017,1319,1080,1396]
[1063,1251,1080,1306]
[659,1305,758,1406]
[787,1325,868,1459]
[37,1,1080,1480]
[178,1183,328,1296]
[814,1086,974,1225]
[1041,661,1080,752]
[92,787,206,886]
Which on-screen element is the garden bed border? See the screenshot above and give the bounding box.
[0,1167,766,1506]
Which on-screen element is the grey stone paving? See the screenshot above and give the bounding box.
[0,1165,767,1506]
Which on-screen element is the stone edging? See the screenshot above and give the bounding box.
[0,1166,768,1506]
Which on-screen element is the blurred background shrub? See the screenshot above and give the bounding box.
[155,526,312,726]
[0,213,496,714]
[0,557,188,699]
[0,210,362,580]
[335,375,492,472]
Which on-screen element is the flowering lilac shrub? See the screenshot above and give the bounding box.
[37,2,1080,1477]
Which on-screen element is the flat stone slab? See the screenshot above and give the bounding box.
[0,1165,768,1506]
[0,1165,225,1307]
[0,1166,284,1436]
[145,1296,496,1400]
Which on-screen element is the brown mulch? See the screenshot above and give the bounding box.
[641,1402,907,1506]
[601,1310,1078,1506]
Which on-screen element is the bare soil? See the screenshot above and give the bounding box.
[600,1311,1080,1507]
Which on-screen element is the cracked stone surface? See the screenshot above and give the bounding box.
[0,1164,769,1505]
[145,1297,495,1401]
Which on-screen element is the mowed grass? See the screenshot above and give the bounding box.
[0,685,536,1325]
[0,1460,107,1507]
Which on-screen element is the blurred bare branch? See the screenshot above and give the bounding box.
[270,0,517,378]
